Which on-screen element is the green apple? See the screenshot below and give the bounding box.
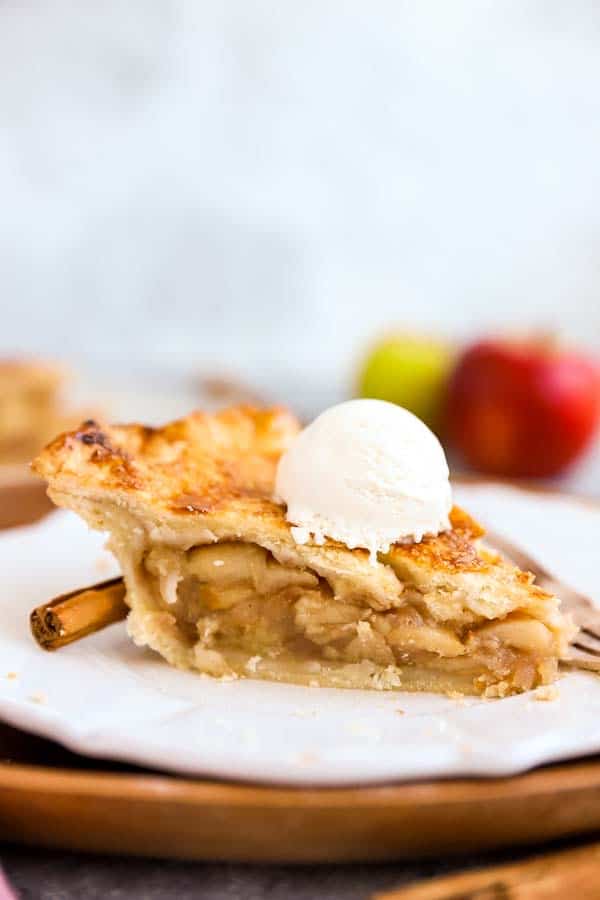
[357,334,454,432]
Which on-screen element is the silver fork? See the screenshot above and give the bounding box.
[487,530,600,672]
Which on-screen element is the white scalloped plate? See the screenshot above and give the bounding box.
[0,483,598,786]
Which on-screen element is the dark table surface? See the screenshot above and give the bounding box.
[3,836,596,900]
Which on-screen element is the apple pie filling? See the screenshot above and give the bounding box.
[127,540,561,696]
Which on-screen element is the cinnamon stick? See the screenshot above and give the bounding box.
[30,577,127,650]
[373,839,600,899]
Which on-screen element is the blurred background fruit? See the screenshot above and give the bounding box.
[445,337,600,478]
[357,334,454,433]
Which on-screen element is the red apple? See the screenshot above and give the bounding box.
[445,337,600,478]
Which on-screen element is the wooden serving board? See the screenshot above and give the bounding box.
[3,723,600,863]
[2,474,600,862]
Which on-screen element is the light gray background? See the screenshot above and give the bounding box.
[1,0,599,389]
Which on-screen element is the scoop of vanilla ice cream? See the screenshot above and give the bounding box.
[275,399,452,557]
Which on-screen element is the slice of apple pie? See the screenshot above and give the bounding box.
[33,406,576,697]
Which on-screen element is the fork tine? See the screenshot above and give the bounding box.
[562,647,600,672]
[571,626,600,656]
[574,640,600,658]
[582,625,600,641]
[574,626,600,647]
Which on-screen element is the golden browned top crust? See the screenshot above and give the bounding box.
[389,508,485,574]
[34,405,298,507]
[33,405,509,583]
